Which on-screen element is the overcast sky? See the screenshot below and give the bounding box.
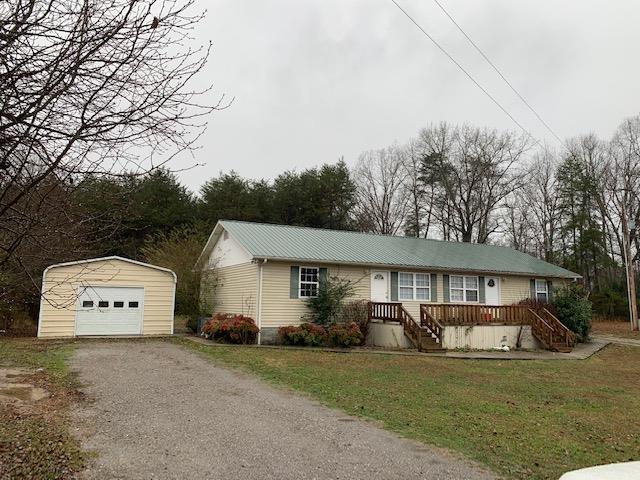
[174,0,640,191]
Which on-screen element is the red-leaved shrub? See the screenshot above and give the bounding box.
[277,323,327,346]
[327,322,363,347]
[201,313,259,344]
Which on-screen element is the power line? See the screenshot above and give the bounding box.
[431,0,564,146]
[388,0,541,146]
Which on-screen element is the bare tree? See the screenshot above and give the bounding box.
[353,145,409,235]
[0,0,223,294]
[418,123,529,243]
[402,139,435,238]
[605,116,640,329]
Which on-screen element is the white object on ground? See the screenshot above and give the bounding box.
[559,462,640,480]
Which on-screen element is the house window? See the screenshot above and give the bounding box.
[450,275,479,302]
[535,279,548,302]
[299,267,319,298]
[399,272,430,301]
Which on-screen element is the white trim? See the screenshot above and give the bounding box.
[43,256,177,283]
[195,221,254,269]
[449,275,480,303]
[298,265,320,298]
[256,260,265,344]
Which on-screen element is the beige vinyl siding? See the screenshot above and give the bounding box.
[258,262,571,327]
[39,259,175,338]
[260,262,370,327]
[211,262,259,318]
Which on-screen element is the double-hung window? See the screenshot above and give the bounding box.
[449,275,479,302]
[399,273,430,301]
[535,279,549,302]
[299,267,319,298]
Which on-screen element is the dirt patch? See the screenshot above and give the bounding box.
[592,321,640,339]
[0,368,49,408]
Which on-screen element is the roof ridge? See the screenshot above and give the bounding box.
[218,219,516,251]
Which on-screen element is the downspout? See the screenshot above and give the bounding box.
[256,258,267,345]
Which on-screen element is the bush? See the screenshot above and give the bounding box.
[306,276,354,326]
[551,284,592,341]
[201,313,259,344]
[277,323,327,346]
[341,300,370,340]
[327,322,363,347]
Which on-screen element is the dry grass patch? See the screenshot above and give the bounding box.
[592,321,640,339]
[175,338,640,480]
[0,339,85,479]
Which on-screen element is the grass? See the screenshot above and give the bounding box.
[592,321,640,339]
[0,338,85,479]
[174,338,640,480]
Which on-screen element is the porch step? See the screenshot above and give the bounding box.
[551,344,573,353]
[418,331,444,351]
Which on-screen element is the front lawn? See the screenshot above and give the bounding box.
[176,338,640,480]
[0,339,85,479]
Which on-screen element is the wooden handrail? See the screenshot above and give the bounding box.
[540,308,576,347]
[419,305,443,343]
[528,308,555,350]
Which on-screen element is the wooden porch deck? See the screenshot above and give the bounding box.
[368,302,576,353]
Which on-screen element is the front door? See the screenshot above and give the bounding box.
[484,277,501,305]
[371,271,390,302]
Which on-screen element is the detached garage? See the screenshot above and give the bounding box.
[38,256,176,338]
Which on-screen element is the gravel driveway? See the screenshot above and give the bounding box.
[71,341,496,480]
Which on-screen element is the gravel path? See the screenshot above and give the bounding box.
[71,341,496,480]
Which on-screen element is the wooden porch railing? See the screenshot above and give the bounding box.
[368,302,401,322]
[539,307,576,349]
[421,304,530,325]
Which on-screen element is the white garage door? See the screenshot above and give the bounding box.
[75,286,144,336]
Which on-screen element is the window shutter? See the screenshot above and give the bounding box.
[530,279,536,300]
[290,266,299,299]
[443,274,450,303]
[430,273,437,302]
[319,268,328,288]
[478,276,485,303]
[547,280,553,302]
[390,271,399,301]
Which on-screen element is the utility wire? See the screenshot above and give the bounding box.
[431,0,564,146]
[389,0,541,146]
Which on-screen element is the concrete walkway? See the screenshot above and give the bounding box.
[72,342,496,480]
[591,334,640,347]
[185,335,609,360]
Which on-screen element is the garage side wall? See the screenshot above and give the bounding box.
[39,259,175,338]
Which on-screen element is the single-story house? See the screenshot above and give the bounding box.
[197,221,579,351]
[38,256,176,338]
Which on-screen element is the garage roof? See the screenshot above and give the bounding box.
[203,221,580,279]
[45,256,177,282]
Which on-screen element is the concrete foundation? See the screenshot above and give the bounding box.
[366,321,414,349]
[442,324,542,350]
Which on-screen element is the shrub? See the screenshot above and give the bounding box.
[277,323,327,346]
[201,313,259,344]
[551,284,593,341]
[306,276,355,326]
[327,322,363,347]
[341,300,370,341]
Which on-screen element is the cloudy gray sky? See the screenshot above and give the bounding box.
[174,0,640,191]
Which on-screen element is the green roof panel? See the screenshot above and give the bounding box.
[220,220,580,279]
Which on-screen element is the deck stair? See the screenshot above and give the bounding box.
[368,302,443,352]
[528,307,576,352]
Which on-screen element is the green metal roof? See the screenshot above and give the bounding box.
[219,220,580,279]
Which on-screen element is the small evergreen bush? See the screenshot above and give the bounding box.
[551,284,592,341]
[306,276,354,326]
[277,323,327,346]
[201,313,259,344]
